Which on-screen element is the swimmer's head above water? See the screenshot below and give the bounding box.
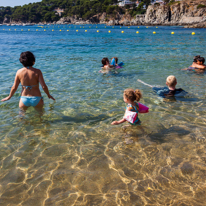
[193,55,200,63]
[19,51,35,67]
[196,56,205,65]
[123,88,142,103]
[111,57,118,64]
[102,57,109,66]
[166,75,177,88]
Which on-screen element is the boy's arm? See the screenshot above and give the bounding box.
[137,79,153,87]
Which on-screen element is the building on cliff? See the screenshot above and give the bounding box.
[118,0,136,7]
[151,0,165,5]
[53,8,65,17]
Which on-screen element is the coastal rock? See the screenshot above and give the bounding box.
[56,17,71,24]
[119,13,132,26]
[145,5,170,24]
[89,14,100,23]
[3,16,10,24]
[51,1,206,28]
[184,21,206,28]
[99,13,107,24]
[170,1,206,25]
[135,15,145,25]
[145,0,206,26]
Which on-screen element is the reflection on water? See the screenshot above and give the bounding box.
[0,25,206,205]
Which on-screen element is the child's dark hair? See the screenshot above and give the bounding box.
[197,56,205,64]
[102,57,109,66]
[19,51,35,67]
[124,88,142,102]
[114,57,118,64]
[193,55,200,63]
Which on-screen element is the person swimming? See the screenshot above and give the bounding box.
[101,57,124,71]
[111,57,124,68]
[186,55,206,71]
[111,57,118,66]
[1,51,55,111]
[101,57,114,69]
[138,75,187,99]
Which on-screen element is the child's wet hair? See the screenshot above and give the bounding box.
[124,88,142,102]
[193,55,200,63]
[114,57,118,64]
[166,75,177,87]
[102,57,109,66]
[19,51,35,67]
[197,56,205,64]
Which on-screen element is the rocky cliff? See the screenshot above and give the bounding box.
[144,0,206,27]
[56,0,206,27]
[4,0,206,28]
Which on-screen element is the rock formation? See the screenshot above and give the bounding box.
[144,0,206,27]
[3,0,206,28]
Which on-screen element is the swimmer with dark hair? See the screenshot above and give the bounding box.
[196,56,206,70]
[183,55,206,71]
[111,57,118,66]
[101,57,114,69]
[1,51,55,111]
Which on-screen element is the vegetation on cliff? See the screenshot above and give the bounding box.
[0,0,151,23]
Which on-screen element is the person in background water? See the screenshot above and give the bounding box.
[101,57,114,69]
[186,55,206,71]
[111,57,118,66]
[1,51,55,111]
[196,56,206,70]
[138,75,187,98]
[111,88,142,125]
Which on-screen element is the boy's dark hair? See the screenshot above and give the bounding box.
[197,56,205,64]
[102,57,109,66]
[114,57,118,64]
[193,55,200,63]
[19,51,35,67]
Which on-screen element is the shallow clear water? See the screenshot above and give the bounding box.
[0,24,206,206]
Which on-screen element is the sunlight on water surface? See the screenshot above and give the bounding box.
[0,25,206,205]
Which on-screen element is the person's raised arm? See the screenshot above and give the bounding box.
[38,70,55,100]
[1,71,20,102]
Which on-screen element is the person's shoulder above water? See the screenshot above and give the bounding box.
[185,55,206,71]
[153,86,168,97]
[153,87,187,97]
[101,57,114,69]
[165,88,187,97]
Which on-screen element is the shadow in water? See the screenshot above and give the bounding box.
[50,113,110,125]
[147,125,191,144]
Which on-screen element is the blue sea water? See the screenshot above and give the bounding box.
[0,24,206,205]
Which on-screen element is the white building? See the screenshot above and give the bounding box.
[151,0,165,5]
[118,0,136,7]
[53,8,65,16]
